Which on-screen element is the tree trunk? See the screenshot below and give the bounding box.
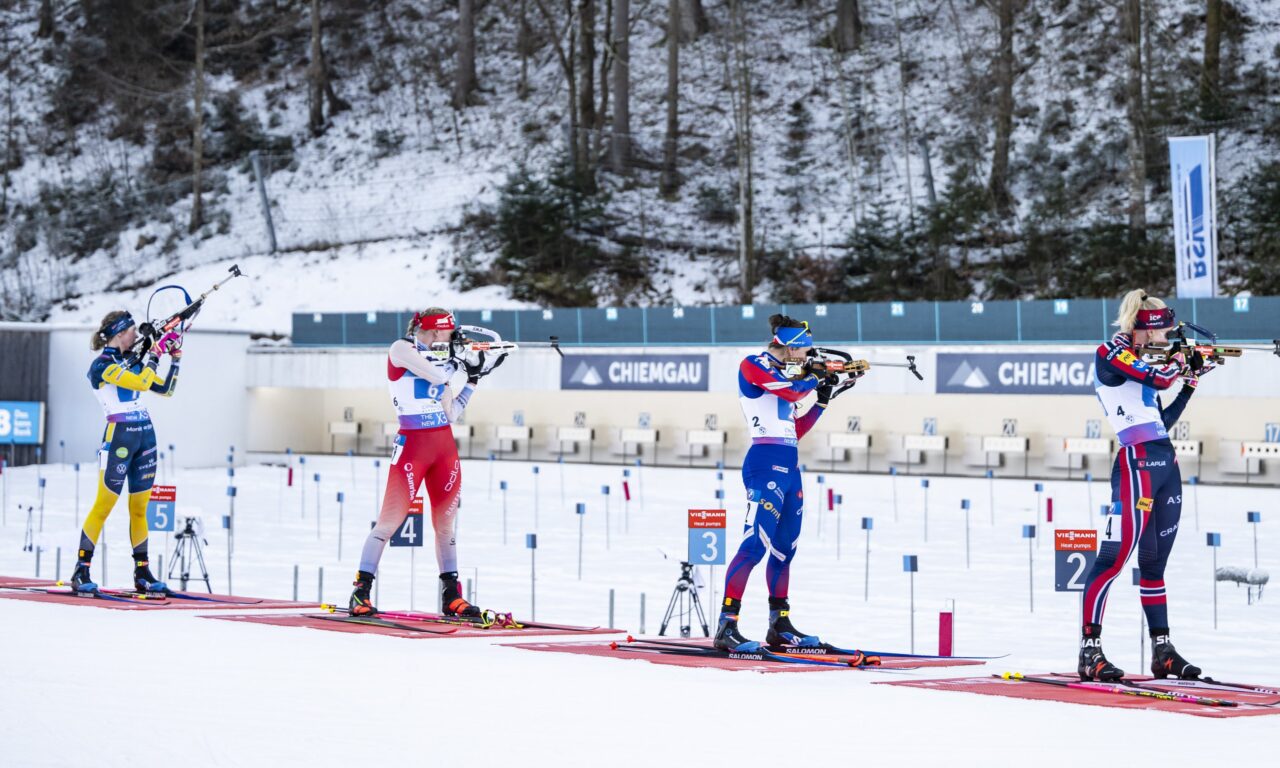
[308,0,325,135]
[988,0,1014,215]
[518,0,532,99]
[189,0,206,234]
[890,0,915,223]
[577,0,596,190]
[660,0,680,194]
[610,0,630,174]
[37,0,55,39]
[677,0,708,42]
[455,0,478,108]
[1201,0,1222,120]
[1122,0,1147,236]
[728,0,754,303]
[833,0,861,52]
[595,0,611,165]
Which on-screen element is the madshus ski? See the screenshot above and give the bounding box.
[775,642,1005,661]
[998,673,1238,708]
[1148,677,1280,698]
[615,636,885,669]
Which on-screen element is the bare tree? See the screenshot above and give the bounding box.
[455,0,478,108]
[988,0,1015,215]
[832,0,861,52]
[660,0,680,194]
[1122,0,1147,235]
[534,1,580,179]
[308,0,349,136]
[890,0,915,223]
[1200,0,1222,119]
[37,0,55,39]
[190,0,206,233]
[725,0,755,303]
[518,0,532,99]
[610,0,631,174]
[678,0,709,42]
[577,0,596,189]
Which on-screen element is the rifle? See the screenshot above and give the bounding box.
[429,325,565,360]
[1135,320,1279,369]
[803,347,924,400]
[125,264,246,365]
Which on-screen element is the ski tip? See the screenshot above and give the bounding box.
[609,642,619,650]
[1000,672,1024,681]
[320,603,338,612]
[626,635,635,643]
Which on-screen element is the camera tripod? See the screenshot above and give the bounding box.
[658,561,710,638]
[167,517,212,593]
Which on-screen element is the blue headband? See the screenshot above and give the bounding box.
[99,312,135,342]
[773,324,813,348]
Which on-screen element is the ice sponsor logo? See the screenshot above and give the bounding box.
[936,353,1094,395]
[562,354,709,391]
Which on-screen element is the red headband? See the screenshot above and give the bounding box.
[1134,307,1175,330]
[412,311,456,331]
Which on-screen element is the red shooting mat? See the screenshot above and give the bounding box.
[0,586,320,611]
[879,673,1280,719]
[506,638,985,674]
[202,612,618,640]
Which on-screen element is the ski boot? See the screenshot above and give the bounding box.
[69,560,98,593]
[713,598,761,652]
[765,598,821,648]
[133,560,169,594]
[440,571,482,618]
[348,571,377,616]
[1150,631,1202,679]
[1078,623,1124,681]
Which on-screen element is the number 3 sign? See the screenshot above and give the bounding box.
[687,509,727,565]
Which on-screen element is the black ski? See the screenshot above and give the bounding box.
[317,614,458,635]
[617,637,870,668]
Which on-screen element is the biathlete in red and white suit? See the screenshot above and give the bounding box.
[1077,290,1213,682]
[714,315,848,652]
[349,309,504,617]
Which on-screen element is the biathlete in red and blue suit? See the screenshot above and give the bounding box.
[348,308,504,618]
[1078,290,1214,682]
[714,315,848,652]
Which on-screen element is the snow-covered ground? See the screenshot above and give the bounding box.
[1,455,1277,766]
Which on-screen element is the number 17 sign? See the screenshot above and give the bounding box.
[688,509,727,565]
[1054,529,1097,591]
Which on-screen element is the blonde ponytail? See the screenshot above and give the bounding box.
[1113,289,1167,333]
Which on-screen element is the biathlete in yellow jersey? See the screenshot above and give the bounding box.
[70,311,182,594]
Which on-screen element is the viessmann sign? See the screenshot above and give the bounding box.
[936,353,1095,395]
[561,354,709,391]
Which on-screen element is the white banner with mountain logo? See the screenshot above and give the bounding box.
[561,354,710,391]
[936,353,1094,395]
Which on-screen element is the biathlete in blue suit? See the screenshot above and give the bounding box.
[714,315,853,652]
[1077,290,1214,682]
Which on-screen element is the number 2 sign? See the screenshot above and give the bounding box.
[1054,529,1097,591]
[687,509,727,565]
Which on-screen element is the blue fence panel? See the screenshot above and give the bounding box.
[784,303,859,344]
[1020,299,1105,342]
[937,300,1019,342]
[292,313,346,345]
[859,301,936,342]
[580,308,646,344]
[712,304,784,344]
[1190,297,1280,341]
[644,306,713,345]
[515,308,580,344]
[454,309,518,340]
[343,311,403,345]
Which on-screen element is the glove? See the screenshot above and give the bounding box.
[1188,349,1216,376]
[815,374,840,405]
[464,351,486,385]
[154,331,183,356]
